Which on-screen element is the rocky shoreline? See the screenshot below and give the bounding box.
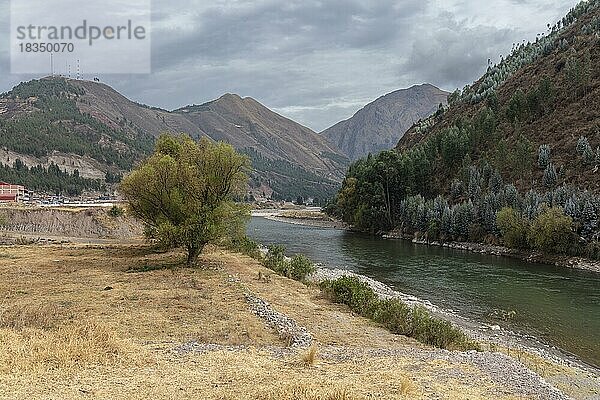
[309,267,600,378]
[384,233,600,274]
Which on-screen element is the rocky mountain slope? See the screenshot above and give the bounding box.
[0,78,348,200]
[322,84,448,160]
[175,94,348,200]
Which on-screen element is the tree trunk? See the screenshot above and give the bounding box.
[186,244,204,267]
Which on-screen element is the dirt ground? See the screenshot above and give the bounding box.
[0,244,594,399]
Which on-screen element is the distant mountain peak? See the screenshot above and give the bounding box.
[321,84,449,160]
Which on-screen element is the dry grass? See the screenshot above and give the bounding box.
[0,303,63,330]
[302,344,319,366]
[0,243,584,399]
[258,385,357,400]
[0,320,145,373]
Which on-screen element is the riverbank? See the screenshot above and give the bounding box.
[1,243,595,399]
[252,208,348,229]
[383,231,600,274]
[257,210,600,274]
[310,267,600,380]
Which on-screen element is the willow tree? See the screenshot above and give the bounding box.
[120,134,250,266]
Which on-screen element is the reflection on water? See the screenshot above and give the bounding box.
[247,216,600,367]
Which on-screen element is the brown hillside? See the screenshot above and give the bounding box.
[323,84,448,160]
[176,94,348,180]
[398,2,600,193]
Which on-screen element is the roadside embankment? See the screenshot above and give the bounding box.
[0,205,143,241]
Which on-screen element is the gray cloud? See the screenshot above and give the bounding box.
[0,0,578,131]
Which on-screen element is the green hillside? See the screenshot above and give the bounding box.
[328,0,600,259]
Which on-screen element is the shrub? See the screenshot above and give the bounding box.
[320,276,479,351]
[320,276,378,313]
[229,236,261,259]
[371,298,412,334]
[263,244,288,274]
[496,207,530,249]
[108,205,124,218]
[289,254,315,282]
[528,207,574,254]
[263,245,315,282]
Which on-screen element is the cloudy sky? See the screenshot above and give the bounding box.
[0,0,577,131]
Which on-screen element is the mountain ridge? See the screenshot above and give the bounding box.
[0,77,348,200]
[321,84,449,160]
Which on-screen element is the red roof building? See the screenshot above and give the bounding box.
[0,182,26,202]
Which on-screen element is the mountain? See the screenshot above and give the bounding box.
[175,94,349,200]
[0,77,348,200]
[328,1,600,259]
[321,84,448,160]
[396,1,600,194]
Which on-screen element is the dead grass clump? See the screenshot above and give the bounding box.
[302,344,318,366]
[0,320,143,373]
[0,303,63,330]
[399,376,416,395]
[258,384,360,400]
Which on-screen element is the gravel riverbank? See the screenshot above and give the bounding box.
[310,266,600,378]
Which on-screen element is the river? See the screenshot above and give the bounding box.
[247,216,600,368]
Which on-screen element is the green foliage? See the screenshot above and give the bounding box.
[108,205,124,218]
[565,49,592,97]
[3,78,84,99]
[528,207,574,254]
[262,245,315,282]
[538,144,551,169]
[263,244,287,271]
[321,276,378,311]
[0,159,104,195]
[0,78,154,175]
[320,276,479,351]
[242,147,339,202]
[543,163,558,187]
[506,89,528,123]
[496,207,530,249]
[120,134,250,266]
[509,134,534,176]
[228,236,262,259]
[289,254,315,281]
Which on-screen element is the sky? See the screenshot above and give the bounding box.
[0,0,578,131]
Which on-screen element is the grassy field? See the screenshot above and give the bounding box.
[0,244,588,399]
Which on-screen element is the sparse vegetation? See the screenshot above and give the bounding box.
[263,244,315,282]
[320,276,479,351]
[108,205,124,218]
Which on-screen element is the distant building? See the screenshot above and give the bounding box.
[0,181,27,202]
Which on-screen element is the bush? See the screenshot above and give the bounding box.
[108,205,124,218]
[228,236,261,259]
[321,276,378,312]
[320,276,479,351]
[263,244,287,273]
[289,254,315,282]
[496,207,530,249]
[528,207,574,254]
[263,245,315,282]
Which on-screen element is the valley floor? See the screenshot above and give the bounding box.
[0,243,598,399]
